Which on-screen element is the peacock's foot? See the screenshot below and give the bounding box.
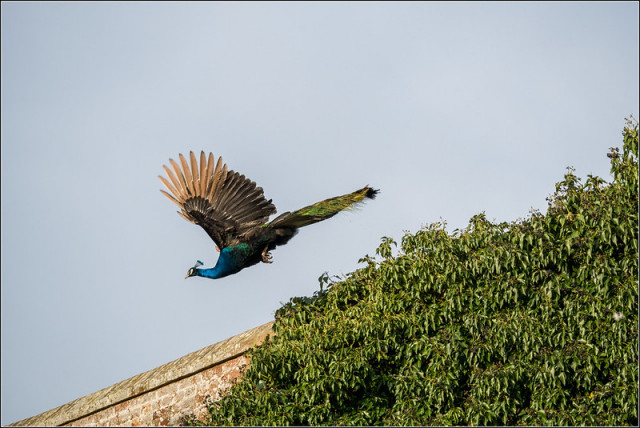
[261,247,273,264]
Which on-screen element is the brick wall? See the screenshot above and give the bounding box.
[8,322,275,427]
[66,355,249,426]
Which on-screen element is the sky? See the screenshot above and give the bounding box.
[1,1,638,425]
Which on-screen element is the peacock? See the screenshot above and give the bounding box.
[159,151,378,279]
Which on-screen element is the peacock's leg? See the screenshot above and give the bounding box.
[261,246,273,263]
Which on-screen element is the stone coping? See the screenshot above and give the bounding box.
[7,321,275,427]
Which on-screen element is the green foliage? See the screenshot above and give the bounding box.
[187,119,638,426]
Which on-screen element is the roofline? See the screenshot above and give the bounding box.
[7,321,275,427]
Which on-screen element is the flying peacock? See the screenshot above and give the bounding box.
[159,151,379,279]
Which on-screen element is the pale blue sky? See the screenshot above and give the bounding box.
[1,2,638,425]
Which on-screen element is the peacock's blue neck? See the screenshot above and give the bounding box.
[197,247,239,279]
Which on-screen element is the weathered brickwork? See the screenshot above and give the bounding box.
[65,355,249,426]
[8,322,274,427]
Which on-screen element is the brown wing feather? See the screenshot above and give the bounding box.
[189,152,200,196]
[199,151,207,196]
[159,151,277,249]
[169,158,188,198]
[162,165,182,197]
[179,154,194,196]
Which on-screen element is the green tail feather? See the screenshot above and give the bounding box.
[269,186,378,229]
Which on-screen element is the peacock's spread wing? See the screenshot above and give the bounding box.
[159,151,276,249]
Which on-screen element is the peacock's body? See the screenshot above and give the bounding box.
[159,151,378,279]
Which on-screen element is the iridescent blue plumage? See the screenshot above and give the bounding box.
[194,247,240,279]
[160,151,378,280]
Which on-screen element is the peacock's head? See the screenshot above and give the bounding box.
[185,260,203,279]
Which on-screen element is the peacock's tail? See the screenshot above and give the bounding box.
[268,186,379,229]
